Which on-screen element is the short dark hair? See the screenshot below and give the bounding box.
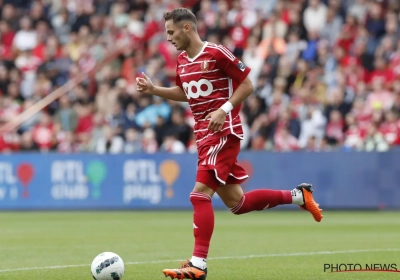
[163,8,197,25]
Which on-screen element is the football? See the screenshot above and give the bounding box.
[91,252,125,280]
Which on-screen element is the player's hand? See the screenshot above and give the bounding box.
[136,72,154,94]
[205,109,227,132]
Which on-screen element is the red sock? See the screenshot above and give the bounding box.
[231,189,292,214]
[190,192,214,259]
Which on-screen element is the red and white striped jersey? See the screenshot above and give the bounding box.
[175,42,251,147]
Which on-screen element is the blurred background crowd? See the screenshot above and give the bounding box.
[0,0,399,153]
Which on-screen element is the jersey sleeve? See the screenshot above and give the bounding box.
[214,45,251,84]
[175,63,183,89]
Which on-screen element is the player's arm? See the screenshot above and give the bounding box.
[224,76,254,109]
[206,77,253,131]
[206,48,254,131]
[136,72,188,102]
[147,85,188,102]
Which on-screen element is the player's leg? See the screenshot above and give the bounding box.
[163,136,226,279]
[189,180,215,271]
[162,173,217,279]
[220,166,323,222]
[211,135,321,221]
[216,182,296,210]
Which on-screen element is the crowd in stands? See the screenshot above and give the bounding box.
[0,0,399,153]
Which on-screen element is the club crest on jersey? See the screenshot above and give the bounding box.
[200,60,209,72]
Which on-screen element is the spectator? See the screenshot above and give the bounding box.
[124,128,142,154]
[122,102,140,131]
[19,130,39,152]
[319,7,342,47]
[299,106,327,148]
[89,113,105,151]
[303,0,327,34]
[57,131,79,153]
[94,125,124,154]
[141,128,158,154]
[274,125,300,152]
[348,0,368,23]
[54,95,78,133]
[160,134,186,153]
[135,96,171,128]
[105,102,125,135]
[325,109,344,146]
[343,113,363,151]
[12,16,37,52]
[166,109,192,147]
[31,112,56,152]
[14,49,41,99]
[0,0,399,154]
[380,110,400,145]
[363,123,390,152]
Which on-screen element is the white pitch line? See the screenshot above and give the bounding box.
[0,248,399,273]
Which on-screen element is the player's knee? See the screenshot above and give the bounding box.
[230,208,242,215]
[223,199,241,210]
[190,191,212,205]
[228,195,246,215]
[191,181,215,204]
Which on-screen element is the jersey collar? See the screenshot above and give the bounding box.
[187,41,208,62]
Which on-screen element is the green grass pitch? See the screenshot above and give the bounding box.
[0,210,399,279]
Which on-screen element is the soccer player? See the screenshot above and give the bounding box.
[136,8,323,280]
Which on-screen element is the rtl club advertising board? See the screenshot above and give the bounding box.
[0,152,399,210]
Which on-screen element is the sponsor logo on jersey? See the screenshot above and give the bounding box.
[182,79,213,99]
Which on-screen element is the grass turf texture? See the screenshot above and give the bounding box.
[0,211,399,280]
